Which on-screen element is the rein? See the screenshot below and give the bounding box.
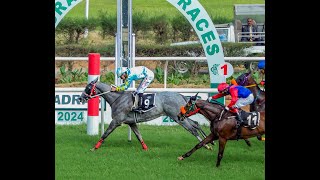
[85,84,121,106]
[89,91,110,98]
[245,84,257,88]
[185,100,226,122]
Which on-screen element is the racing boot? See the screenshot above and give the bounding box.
[234,108,243,140]
[132,93,143,111]
[131,93,139,110]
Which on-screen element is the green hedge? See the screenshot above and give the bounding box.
[55,12,234,44]
[56,17,98,43]
[55,43,256,57]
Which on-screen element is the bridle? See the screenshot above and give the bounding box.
[82,83,124,106]
[82,82,110,99]
[180,98,200,120]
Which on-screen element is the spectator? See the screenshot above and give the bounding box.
[241,18,260,43]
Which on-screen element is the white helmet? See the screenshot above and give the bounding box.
[116,67,128,77]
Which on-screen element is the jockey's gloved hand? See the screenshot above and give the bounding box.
[224,106,230,111]
[207,96,213,102]
[132,91,138,96]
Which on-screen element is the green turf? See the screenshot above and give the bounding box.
[56,124,265,179]
[65,0,265,20]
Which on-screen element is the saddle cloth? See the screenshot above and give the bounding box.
[133,93,156,113]
[240,110,260,129]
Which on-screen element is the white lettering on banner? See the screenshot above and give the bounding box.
[55,91,108,125]
[167,0,226,84]
[55,0,83,28]
[55,92,105,109]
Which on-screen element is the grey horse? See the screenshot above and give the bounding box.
[78,78,213,151]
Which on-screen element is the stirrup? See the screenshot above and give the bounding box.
[236,121,241,128]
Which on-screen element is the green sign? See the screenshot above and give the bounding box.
[167,0,226,104]
[162,116,175,123]
[55,0,83,28]
[57,111,84,122]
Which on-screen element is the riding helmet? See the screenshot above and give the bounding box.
[116,67,128,77]
[217,83,229,93]
[257,60,265,69]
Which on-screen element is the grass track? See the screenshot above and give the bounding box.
[56,124,264,179]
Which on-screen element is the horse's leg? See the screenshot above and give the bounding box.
[187,119,213,145]
[257,135,265,141]
[178,132,215,160]
[128,123,148,150]
[216,137,227,167]
[179,118,212,150]
[91,119,121,151]
[244,139,252,146]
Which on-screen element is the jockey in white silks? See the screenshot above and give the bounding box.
[111,66,154,110]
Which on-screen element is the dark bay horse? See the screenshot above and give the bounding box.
[236,71,265,112]
[176,96,265,167]
[78,78,212,151]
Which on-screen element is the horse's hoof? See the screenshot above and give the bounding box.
[178,156,184,161]
[142,144,148,150]
[204,144,213,151]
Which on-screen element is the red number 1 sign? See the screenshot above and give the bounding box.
[217,62,234,78]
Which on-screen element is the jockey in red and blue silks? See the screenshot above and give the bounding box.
[257,60,265,87]
[208,83,254,126]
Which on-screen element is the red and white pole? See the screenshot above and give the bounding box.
[87,53,100,135]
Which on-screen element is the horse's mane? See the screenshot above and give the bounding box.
[197,99,225,110]
[209,99,226,108]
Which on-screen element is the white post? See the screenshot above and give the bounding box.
[127,0,133,142]
[164,60,168,88]
[100,97,105,136]
[116,0,123,86]
[115,34,118,85]
[132,33,135,88]
[84,0,89,38]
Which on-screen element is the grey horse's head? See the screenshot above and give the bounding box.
[78,77,99,103]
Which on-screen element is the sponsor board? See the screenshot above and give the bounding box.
[55,91,210,126]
